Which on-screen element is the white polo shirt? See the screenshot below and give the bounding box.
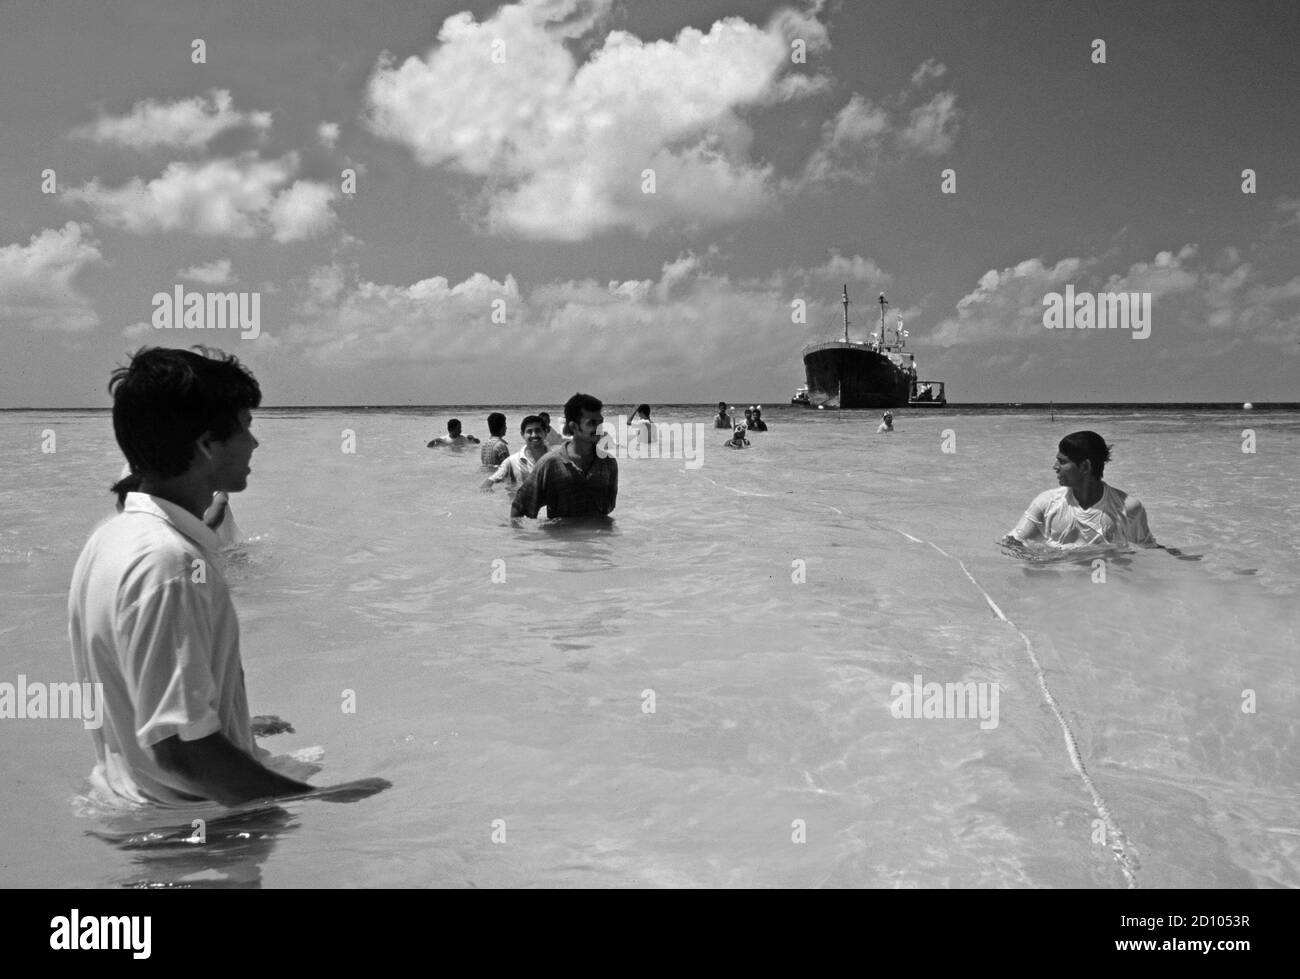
[68,492,254,806]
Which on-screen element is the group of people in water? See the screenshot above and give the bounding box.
[425,399,779,516]
[73,345,1160,812]
[713,402,768,449]
[428,396,619,520]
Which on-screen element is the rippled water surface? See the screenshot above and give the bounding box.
[2,405,1297,887]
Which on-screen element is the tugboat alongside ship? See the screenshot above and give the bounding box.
[791,287,946,409]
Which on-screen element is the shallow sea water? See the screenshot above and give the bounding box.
[1,405,1297,888]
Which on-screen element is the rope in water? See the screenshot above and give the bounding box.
[891,527,1140,888]
[696,468,1140,885]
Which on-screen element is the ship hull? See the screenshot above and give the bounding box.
[802,344,911,409]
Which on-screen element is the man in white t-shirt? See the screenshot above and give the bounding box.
[1004,430,1157,548]
[70,346,388,808]
[480,414,549,493]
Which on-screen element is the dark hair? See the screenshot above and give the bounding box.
[563,392,602,426]
[109,346,260,478]
[634,403,651,419]
[520,414,543,434]
[717,402,727,410]
[1059,431,1111,478]
[538,411,551,424]
[447,418,462,435]
[111,470,143,508]
[487,412,506,437]
[744,406,754,415]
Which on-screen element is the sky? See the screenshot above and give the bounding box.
[1,0,1297,407]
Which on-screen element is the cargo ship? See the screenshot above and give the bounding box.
[792,287,946,409]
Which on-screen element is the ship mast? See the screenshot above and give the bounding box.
[842,284,850,343]
[878,292,888,348]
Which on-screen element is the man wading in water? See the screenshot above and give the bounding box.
[511,392,618,521]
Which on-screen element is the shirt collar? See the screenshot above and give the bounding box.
[558,441,586,470]
[123,492,220,554]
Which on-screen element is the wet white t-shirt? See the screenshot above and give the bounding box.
[68,493,254,806]
[1010,483,1157,547]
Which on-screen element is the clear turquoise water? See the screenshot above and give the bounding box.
[2,406,1297,887]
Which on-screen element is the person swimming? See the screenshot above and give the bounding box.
[876,411,894,433]
[427,418,480,449]
[1002,430,1158,548]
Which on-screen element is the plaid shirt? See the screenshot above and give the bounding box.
[511,444,618,519]
[480,437,510,469]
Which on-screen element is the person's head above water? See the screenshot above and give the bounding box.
[717,401,727,411]
[564,392,604,446]
[634,403,651,420]
[487,412,506,437]
[538,411,552,428]
[1057,430,1111,481]
[446,419,463,436]
[110,345,261,480]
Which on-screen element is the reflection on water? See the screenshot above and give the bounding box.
[87,806,296,889]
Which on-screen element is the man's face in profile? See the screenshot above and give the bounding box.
[1054,452,1088,488]
[572,408,603,447]
[207,409,257,493]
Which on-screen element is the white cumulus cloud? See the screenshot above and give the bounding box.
[317,122,340,150]
[177,258,234,284]
[0,222,103,332]
[898,91,960,156]
[63,153,339,240]
[931,243,1300,350]
[71,89,272,150]
[364,0,829,239]
[274,250,903,401]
